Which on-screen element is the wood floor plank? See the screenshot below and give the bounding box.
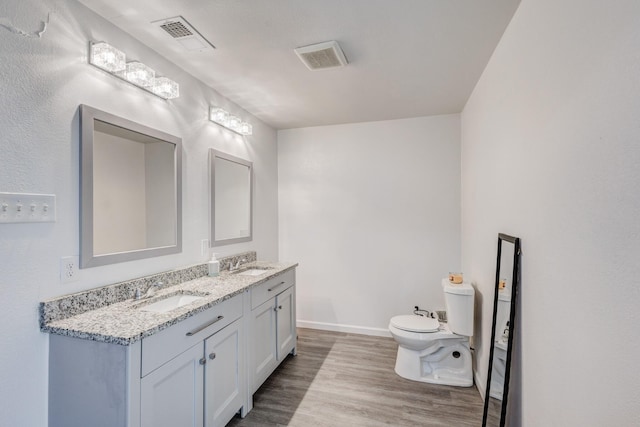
[227,328,484,426]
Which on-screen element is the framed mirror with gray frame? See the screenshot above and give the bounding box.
[482,233,521,427]
[80,105,182,268]
[209,149,253,247]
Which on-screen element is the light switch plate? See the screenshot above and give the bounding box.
[0,192,56,223]
[201,239,210,257]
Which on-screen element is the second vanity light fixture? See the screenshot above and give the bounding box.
[88,41,179,100]
[209,107,253,135]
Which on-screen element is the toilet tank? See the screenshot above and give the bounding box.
[442,279,475,336]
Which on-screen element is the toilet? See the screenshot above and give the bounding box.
[388,279,475,387]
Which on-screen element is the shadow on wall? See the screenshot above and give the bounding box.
[473,286,486,375]
[470,285,484,354]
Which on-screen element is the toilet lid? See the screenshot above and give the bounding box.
[390,315,439,333]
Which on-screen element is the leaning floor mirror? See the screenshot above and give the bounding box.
[482,233,522,427]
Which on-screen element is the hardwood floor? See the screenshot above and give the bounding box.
[228,328,484,426]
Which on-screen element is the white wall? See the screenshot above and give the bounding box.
[278,115,461,335]
[0,1,278,425]
[461,0,640,425]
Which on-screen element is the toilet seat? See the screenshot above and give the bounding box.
[390,315,439,333]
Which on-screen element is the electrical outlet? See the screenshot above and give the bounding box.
[60,256,79,284]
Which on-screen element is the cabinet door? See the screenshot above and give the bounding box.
[141,343,204,427]
[204,319,244,427]
[250,298,277,393]
[276,285,296,361]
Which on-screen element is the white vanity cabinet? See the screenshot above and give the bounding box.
[140,342,204,427]
[49,292,246,427]
[204,317,245,427]
[46,265,298,427]
[140,316,244,427]
[249,269,296,394]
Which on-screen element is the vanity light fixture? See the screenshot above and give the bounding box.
[209,106,253,135]
[88,41,179,100]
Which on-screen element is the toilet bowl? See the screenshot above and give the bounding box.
[388,279,475,387]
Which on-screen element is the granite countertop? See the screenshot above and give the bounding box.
[41,261,297,346]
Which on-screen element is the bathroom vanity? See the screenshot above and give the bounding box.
[41,254,297,427]
[248,269,296,394]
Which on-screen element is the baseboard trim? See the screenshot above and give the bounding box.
[297,320,391,337]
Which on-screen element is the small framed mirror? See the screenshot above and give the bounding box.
[482,233,521,427]
[80,105,182,268]
[209,149,253,246]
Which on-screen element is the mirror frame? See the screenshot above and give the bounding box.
[209,149,253,247]
[79,104,182,268]
[482,233,521,427]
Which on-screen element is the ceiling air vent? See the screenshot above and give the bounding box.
[294,41,348,70]
[151,16,215,51]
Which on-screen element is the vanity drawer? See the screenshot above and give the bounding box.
[141,293,243,377]
[251,270,295,309]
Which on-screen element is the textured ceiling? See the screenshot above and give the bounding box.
[78,0,521,129]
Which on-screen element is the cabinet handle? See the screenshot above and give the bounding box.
[199,357,206,365]
[274,305,283,312]
[209,352,216,360]
[186,315,224,336]
[268,281,286,292]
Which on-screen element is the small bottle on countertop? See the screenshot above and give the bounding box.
[208,253,220,277]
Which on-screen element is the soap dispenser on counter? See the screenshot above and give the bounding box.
[208,253,220,277]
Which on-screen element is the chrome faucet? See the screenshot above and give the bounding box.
[229,258,246,271]
[135,281,164,300]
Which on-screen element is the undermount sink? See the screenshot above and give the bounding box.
[139,293,204,313]
[235,267,271,276]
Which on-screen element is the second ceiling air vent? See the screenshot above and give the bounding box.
[151,16,215,52]
[294,40,348,70]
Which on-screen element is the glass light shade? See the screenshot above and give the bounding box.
[210,107,229,125]
[228,115,241,132]
[125,61,155,87]
[90,42,126,73]
[151,77,179,99]
[239,122,253,135]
